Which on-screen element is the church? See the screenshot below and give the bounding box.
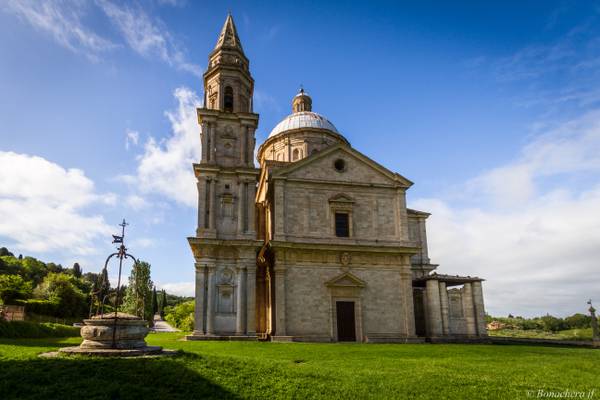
[187,15,488,343]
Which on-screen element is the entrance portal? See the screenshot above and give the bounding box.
[336,301,356,341]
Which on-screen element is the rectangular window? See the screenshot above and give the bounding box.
[335,212,350,237]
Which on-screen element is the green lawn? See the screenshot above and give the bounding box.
[489,328,594,340]
[0,332,599,399]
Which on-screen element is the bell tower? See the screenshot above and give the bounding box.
[196,13,259,239]
[188,14,260,340]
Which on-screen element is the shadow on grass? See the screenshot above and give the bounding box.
[0,337,80,348]
[0,353,239,400]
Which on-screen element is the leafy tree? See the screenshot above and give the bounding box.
[540,314,568,332]
[122,261,154,326]
[72,263,82,278]
[34,273,87,318]
[0,256,23,277]
[20,257,48,287]
[0,247,14,257]
[164,300,194,331]
[0,275,32,304]
[565,313,591,329]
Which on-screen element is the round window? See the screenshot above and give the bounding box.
[334,159,346,172]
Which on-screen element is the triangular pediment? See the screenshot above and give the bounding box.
[325,271,366,288]
[272,144,413,188]
[329,193,354,203]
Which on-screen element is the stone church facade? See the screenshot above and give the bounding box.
[187,15,487,342]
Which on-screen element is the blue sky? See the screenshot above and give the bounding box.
[1,1,600,317]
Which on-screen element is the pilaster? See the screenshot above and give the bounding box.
[237,179,245,234]
[273,180,285,240]
[209,177,217,231]
[274,265,286,336]
[246,265,256,335]
[196,180,206,236]
[205,264,216,335]
[400,256,416,337]
[235,265,246,335]
[193,263,206,335]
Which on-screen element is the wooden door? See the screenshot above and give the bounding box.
[336,301,356,342]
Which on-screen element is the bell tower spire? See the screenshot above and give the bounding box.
[214,13,244,53]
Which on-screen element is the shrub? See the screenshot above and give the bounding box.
[34,273,88,318]
[22,299,59,316]
[164,300,194,331]
[0,274,32,304]
[0,319,79,338]
[564,313,591,329]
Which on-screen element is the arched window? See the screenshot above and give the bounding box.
[224,86,234,112]
[292,148,300,161]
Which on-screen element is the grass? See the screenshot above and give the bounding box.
[0,332,599,399]
[0,319,80,338]
[489,328,594,340]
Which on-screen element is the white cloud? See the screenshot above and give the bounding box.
[465,110,600,208]
[254,89,281,114]
[2,0,116,61]
[121,86,201,207]
[2,0,201,76]
[0,152,113,255]
[158,281,194,297]
[125,129,139,150]
[130,237,155,249]
[414,111,600,317]
[125,194,149,210]
[96,0,201,77]
[156,0,187,7]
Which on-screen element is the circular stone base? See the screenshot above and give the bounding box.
[56,346,168,357]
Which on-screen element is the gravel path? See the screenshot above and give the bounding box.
[152,316,179,332]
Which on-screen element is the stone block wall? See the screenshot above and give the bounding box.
[275,249,415,342]
[277,181,406,245]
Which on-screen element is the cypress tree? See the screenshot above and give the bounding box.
[160,289,167,318]
[152,286,158,316]
[72,262,82,278]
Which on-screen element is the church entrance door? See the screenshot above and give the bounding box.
[336,301,356,341]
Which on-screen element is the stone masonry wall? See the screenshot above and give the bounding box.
[283,263,408,340]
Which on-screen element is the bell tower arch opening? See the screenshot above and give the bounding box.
[224,86,234,112]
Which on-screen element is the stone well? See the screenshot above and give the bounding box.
[59,312,163,356]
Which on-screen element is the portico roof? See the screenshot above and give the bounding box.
[413,273,484,287]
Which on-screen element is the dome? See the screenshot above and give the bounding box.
[268,111,339,138]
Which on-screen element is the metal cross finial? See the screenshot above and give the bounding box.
[112,219,128,246]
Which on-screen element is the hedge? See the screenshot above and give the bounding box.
[14,299,59,316]
[0,320,80,338]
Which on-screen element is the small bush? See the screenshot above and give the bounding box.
[164,300,194,331]
[0,319,79,338]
